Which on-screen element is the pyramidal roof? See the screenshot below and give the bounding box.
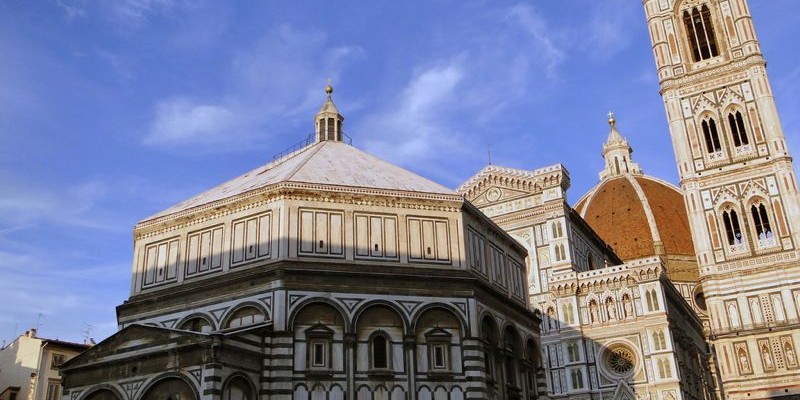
[141,95,458,223]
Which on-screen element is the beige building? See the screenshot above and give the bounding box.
[0,329,89,400]
[60,87,543,400]
[459,117,716,400]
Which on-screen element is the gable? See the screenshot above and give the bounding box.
[60,325,209,370]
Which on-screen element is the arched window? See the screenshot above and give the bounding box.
[570,368,584,389]
[180,317,213,333]
[554,244,565,261]
[371,334,390,370]
[567,341,580,362]
[653,331,667,351]
[225,306,265,329]
[552,222,563,239]
[657,359,672,378]
[722,209,743,245]
[683,5,719,62]
[223,376,255,400]
[728,111,750,147]
[750,203,773,239]
[702,118,722,153]
[562,303,574,325]
[587,254,595,270]
[646,290,660,312]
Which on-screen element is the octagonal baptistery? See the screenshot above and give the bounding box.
[60,87,544,400]
[573,115,703,310]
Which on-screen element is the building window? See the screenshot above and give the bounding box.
[552,222,563,239]
[425,327,452,371]
[225,306,265,329]
[567,341,580,362]
[305,324,333,371]
[561,303,574,325]
[728,111,750,147]
[701,118,722,153]
[311,340,327,367]
[570,368,584,389]
[653,331,667,351]
[371,333,390,370]
[722,209,743,245]
[180,317,213,333]
[646,289,660,312]
[432,344,447,369]
[554,244,566,262]
[750,203,773,240]
[46,381,61,400]
[51,354,66,369]
[683,5,719,62]
[657,358,673,378]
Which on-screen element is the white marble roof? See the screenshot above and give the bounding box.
[142,141,457,222]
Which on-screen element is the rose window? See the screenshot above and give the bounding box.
[606,347,635,375]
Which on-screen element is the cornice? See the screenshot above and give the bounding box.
[659,56,765,92]
[135,186,463,239]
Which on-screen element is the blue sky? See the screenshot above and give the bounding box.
[1,1,798,344]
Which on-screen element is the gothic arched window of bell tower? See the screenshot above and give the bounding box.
[722,209,743,246]
[750,203,773,239]
[682,5,719,62]
[728,111,750,147]
[701,118,722,154]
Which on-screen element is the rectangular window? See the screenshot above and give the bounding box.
[186,225,224,275]
[407,217,451,262]
[354,213,399,260]
[46,381,61,400]
[142,237,180,287]
[311,341,327,367]
[298,209,344,257]
[51,354,66,369]
[432,344,447,369]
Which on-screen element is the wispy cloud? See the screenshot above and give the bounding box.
[579,0,640,62]
[358,3,566,174]
[505,4,565,76]
[361,58,466,162]
[143,25,364,150]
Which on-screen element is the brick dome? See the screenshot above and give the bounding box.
[574,174,698,281]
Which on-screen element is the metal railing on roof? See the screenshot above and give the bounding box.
[270,133,353,165]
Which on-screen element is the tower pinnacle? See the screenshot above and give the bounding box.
[599,113,642,180]
[315,82,343,142]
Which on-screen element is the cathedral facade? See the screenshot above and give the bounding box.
[60,1,800,400]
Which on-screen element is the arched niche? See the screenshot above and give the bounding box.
[141,377,197,400]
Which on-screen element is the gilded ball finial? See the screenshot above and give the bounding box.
[607,111,616,127]
[325,79,333,95]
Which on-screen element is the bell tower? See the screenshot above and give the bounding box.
[643,1,800,398]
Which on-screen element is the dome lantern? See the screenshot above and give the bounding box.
[315,81,344,142]
[600,113,642,181]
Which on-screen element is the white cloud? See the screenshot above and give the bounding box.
[361,59,465,161]
[505,4,565,76]
[145,99,239,146]
[358,3,565,172]
[57,0,88,20]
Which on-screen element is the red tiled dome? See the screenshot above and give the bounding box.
[574,174,697,281]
